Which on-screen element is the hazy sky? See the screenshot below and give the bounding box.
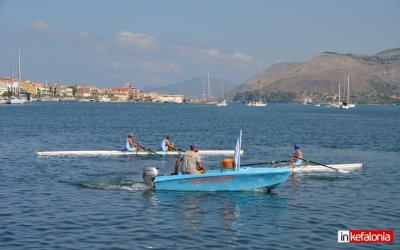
[1,0,399,89]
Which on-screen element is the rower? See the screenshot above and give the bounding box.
[160,135,176,151]
[174,144,205,175]
[289,144,303,168]
[126,133,141,152]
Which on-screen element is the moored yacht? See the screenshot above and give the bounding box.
[6,49,29,105]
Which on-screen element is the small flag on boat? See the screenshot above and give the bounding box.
[234,130,242,171]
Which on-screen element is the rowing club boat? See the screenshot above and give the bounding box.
[142,130,291,191]
[289,163,363,173]
[143,166,291,191]
[37,150,243,157]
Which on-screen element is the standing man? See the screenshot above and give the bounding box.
[160,135,176,151]
[289,144,303,168]
[174,144,205,174]
[126,133,141,152]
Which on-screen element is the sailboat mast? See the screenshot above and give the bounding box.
[222,81,225,100]
[207,72,212,100]
[10,62,14,80]
[347,75,350,103]
[338,83,341,104]
[18,48,21,97]
[202,78,205,101]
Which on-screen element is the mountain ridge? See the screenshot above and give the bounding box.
[228,47,400,104]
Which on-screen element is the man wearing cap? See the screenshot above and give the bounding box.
[174,144,205,174]
[126,133,141,152]
[289,144,303,168]
[160,135,176,152]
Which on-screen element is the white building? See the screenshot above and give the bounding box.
[65,88,74,97]
[39,85,51,98]
[0,82,8,96]
[157,94,184,103]
[59,86,74,97]
[7,81,21,94]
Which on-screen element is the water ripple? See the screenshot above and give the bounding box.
[1,103,399,249]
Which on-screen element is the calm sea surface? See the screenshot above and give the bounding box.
[0,102,399,249]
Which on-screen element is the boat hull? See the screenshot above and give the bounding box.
[154,167,290,191]
[290,163,362,173]
[247,101,267,107]
[37,150,243,157]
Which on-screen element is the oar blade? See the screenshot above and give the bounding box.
[138,145,164,157]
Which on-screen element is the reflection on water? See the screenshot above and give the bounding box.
[2,103,399,249]
[220,202,239,233]
[141,190,289,242]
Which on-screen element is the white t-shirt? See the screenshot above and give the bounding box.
[160,139,168,151]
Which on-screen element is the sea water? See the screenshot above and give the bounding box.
[0,102,398,249]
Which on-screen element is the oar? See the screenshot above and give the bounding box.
[174,147,186,153]
[294,156,349,173]
[241,160,289,167]
[137,145,164,157]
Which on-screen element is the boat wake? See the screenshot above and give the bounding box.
[65,180,151,191]
[251,188,278,194]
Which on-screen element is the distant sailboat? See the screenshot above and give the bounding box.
[217,81,227,106]
[247,81,267,107]
[216,99,227,106]
[7,49,28,104]
[201,73,217,104]
[340,75,356,109]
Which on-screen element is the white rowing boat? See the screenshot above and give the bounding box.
[290,163,363,173]
[37,150,244,157]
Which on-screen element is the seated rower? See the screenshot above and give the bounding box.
[160,135,176,151]
[174,144,205,175]
[126,133,141,152]
[289,144,303,168]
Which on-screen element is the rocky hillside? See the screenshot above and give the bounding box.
[228,47,400,104]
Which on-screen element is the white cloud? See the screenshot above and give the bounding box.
[200,48,221,57]
[115,31,158,50]
[27,20,51,32]
[229,52,256,62]
[177,46,266,69]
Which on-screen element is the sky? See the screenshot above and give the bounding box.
[0,0,399,89]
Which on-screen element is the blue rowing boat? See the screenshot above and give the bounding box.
[142,130,290,191]
[143,167,290,191]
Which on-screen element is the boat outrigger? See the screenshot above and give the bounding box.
[37,150,243,157]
